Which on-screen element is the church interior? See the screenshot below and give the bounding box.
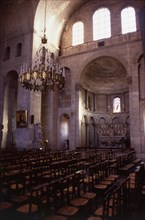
[1,0,145,219]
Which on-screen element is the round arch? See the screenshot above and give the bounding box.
[59,113,70,150]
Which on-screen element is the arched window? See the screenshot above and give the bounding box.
[60,114,69,139]
[16,43,22,57]
[121,7,136,34]
[113,97,121,113]
[4,46,10,60]
[72,21,84,46]
[93,8,111,41]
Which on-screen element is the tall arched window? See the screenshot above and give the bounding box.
[72,21,84,46]
[121,7,136,34]
[60,114,70,149]
[93,8,111,41]
[113,97,121,113]
[16,43,22,57]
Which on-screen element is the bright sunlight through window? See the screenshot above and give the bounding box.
[93,8,111,41]
[121,7,136,34]
[72,21,84,46]
[113,97,121,113]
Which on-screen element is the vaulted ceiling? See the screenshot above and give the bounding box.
[0,0,129,93]
[81,56,128,93]
[0,0,89,48]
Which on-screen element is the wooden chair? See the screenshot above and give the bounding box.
[110,156,121,175]
[87,185,121,220]
[140,183,145,212]
[128,163,145,210]
[44,215,67,220]
[46,177,79,219]
[119,177,130,219]
[9,171,29,206]
[80,172,97,213]
[14,182,48,220]
[0,182,13,220]
[54,176,79,219]
[94,162,117,197]
[0,201,13,220]
[68,171,91,218]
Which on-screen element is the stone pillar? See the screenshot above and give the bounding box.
[85,13,93,42]
[41,91,58,150]
[93,93,96,111]
[85,89,87,109]
[128,66,141,154]
[0,74,4,148]
[107,94,111,112]
[81,121,85,148]
[122,93,125,112]
[75,83,82,149]
[94,124,98,148]
[86,123,89,148]
[111,7,121,36]
[1,84,9,149]
[89,123,96,148]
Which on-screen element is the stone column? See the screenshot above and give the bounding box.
[111,7,121,36]
[86,123,89,148]
[75,83,82,149]
[94,124,98,148]
[41,91,59,150]
[122,93,125,112]
[81,121,85,148]
[128,66,141,154]
[93,93,96,111]
[85,89,87,109]
[107,94,111,112]
[0,75,5,149]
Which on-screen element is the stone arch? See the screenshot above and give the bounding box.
[98,117,108,124]
[112,117,122,124]
[80,54,129,83]
[97,116,108,133]
[59,113,70,150]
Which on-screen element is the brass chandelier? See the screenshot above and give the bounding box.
[19,0,65,92]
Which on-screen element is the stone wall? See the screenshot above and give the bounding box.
[59,0,145,158]
[0,0,145,160]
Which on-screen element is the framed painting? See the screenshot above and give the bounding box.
[16,110,27,128]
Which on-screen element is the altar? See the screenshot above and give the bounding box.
[97,117,129,148]
[98,135,124,148]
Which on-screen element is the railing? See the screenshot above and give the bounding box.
[61,31,141,57]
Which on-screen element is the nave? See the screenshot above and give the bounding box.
[0,148,145,220]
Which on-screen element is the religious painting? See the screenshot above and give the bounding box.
[16,110,27,128]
